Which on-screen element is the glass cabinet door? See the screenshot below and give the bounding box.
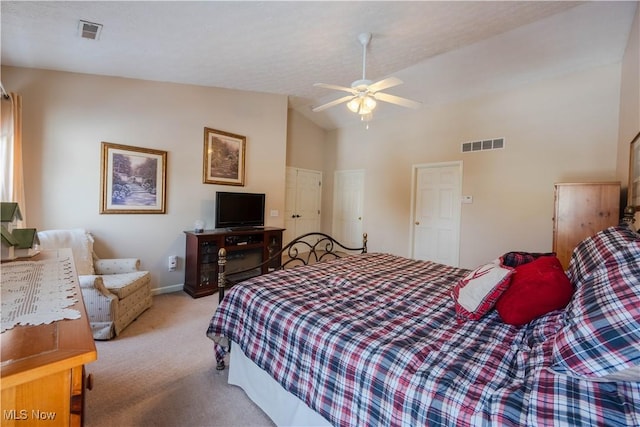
[199,241,218,286]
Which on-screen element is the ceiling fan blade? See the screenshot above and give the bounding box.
[314,83,356,94]
[367,76,403,93]
[374,92,422,109]
[311,95,354,112]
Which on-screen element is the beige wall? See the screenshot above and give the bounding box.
[286,108,326,171]
[4,22,637,288]
[286,108,332,233]
[2,66,288,292]
[328,63,622,269]
[617,5,640,219]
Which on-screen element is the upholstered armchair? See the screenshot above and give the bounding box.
[37,229,152,340]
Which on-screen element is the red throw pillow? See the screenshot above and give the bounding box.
[496,256,573,326]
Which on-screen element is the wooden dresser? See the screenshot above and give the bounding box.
[552,182,621,269]
[1,249,97,426]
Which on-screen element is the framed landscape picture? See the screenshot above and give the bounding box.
[100,142,167,214]
[203,127,246,186]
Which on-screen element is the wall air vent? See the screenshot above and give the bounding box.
[461,137,505,153]
[78,20,102,40]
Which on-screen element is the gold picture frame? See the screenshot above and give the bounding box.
[629,131,640,211]
[203,127,246,186]
[100,142,167,214]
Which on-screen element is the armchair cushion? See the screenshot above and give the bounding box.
[101,271,150,300]
[94,258,141,274]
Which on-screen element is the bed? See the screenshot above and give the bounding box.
[207,224,640,426]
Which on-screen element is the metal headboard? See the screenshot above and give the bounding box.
[217,232,367,302]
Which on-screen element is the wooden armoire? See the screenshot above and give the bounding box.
[552,182,621,270]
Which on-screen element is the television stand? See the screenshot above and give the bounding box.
[228,226,265,231]
[183,227,284,298]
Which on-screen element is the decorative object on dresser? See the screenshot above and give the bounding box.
[0,202,39,260]
[183,227,284,298]
[1,249,97,427]
[552,182,620,269]
[623,205,637,226]
[37,229,152,340]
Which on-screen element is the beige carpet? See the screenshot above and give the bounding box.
[85,291,275,427]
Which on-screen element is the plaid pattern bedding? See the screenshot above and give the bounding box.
[207,252,640,426]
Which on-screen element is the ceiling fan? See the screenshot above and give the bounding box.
[312,32,421,122]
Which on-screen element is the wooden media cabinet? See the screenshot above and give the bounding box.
[183,227,284,298]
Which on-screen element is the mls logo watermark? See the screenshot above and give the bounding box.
[4,409,57,421]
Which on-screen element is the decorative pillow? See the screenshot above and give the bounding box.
[500,251,556,268]
[551,229,640,379]
[495,256,573,326]
[451,263,514,323]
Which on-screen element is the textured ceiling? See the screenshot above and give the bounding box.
[1,1,637,129]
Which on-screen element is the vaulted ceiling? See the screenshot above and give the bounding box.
[1,1,637,129]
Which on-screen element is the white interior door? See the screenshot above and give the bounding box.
[284,167,322,244]
[284,168,298,243]
[295,169,322,235]
[411,162,462,267]
[333,170,364,248]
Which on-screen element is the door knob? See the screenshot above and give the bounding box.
[415,221,420,225]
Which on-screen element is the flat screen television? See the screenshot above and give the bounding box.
[215,191,265,229]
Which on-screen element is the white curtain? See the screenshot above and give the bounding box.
[1,91,26,226]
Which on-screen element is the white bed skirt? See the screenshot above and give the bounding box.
[229,342,331,427]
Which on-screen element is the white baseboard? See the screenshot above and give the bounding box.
[152,284,184,295]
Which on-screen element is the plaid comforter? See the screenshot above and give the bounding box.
[206,253,640,426]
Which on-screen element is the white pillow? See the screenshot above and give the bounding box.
[451,263,514,322]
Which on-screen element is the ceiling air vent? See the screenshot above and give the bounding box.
[461,137,505,153]
[78,20,102,40]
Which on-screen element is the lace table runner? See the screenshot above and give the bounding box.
[1,252,81,333]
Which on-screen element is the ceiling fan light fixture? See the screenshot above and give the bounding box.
[347,95,377,115]
[347,98,361,113]
[363,95,377,112]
